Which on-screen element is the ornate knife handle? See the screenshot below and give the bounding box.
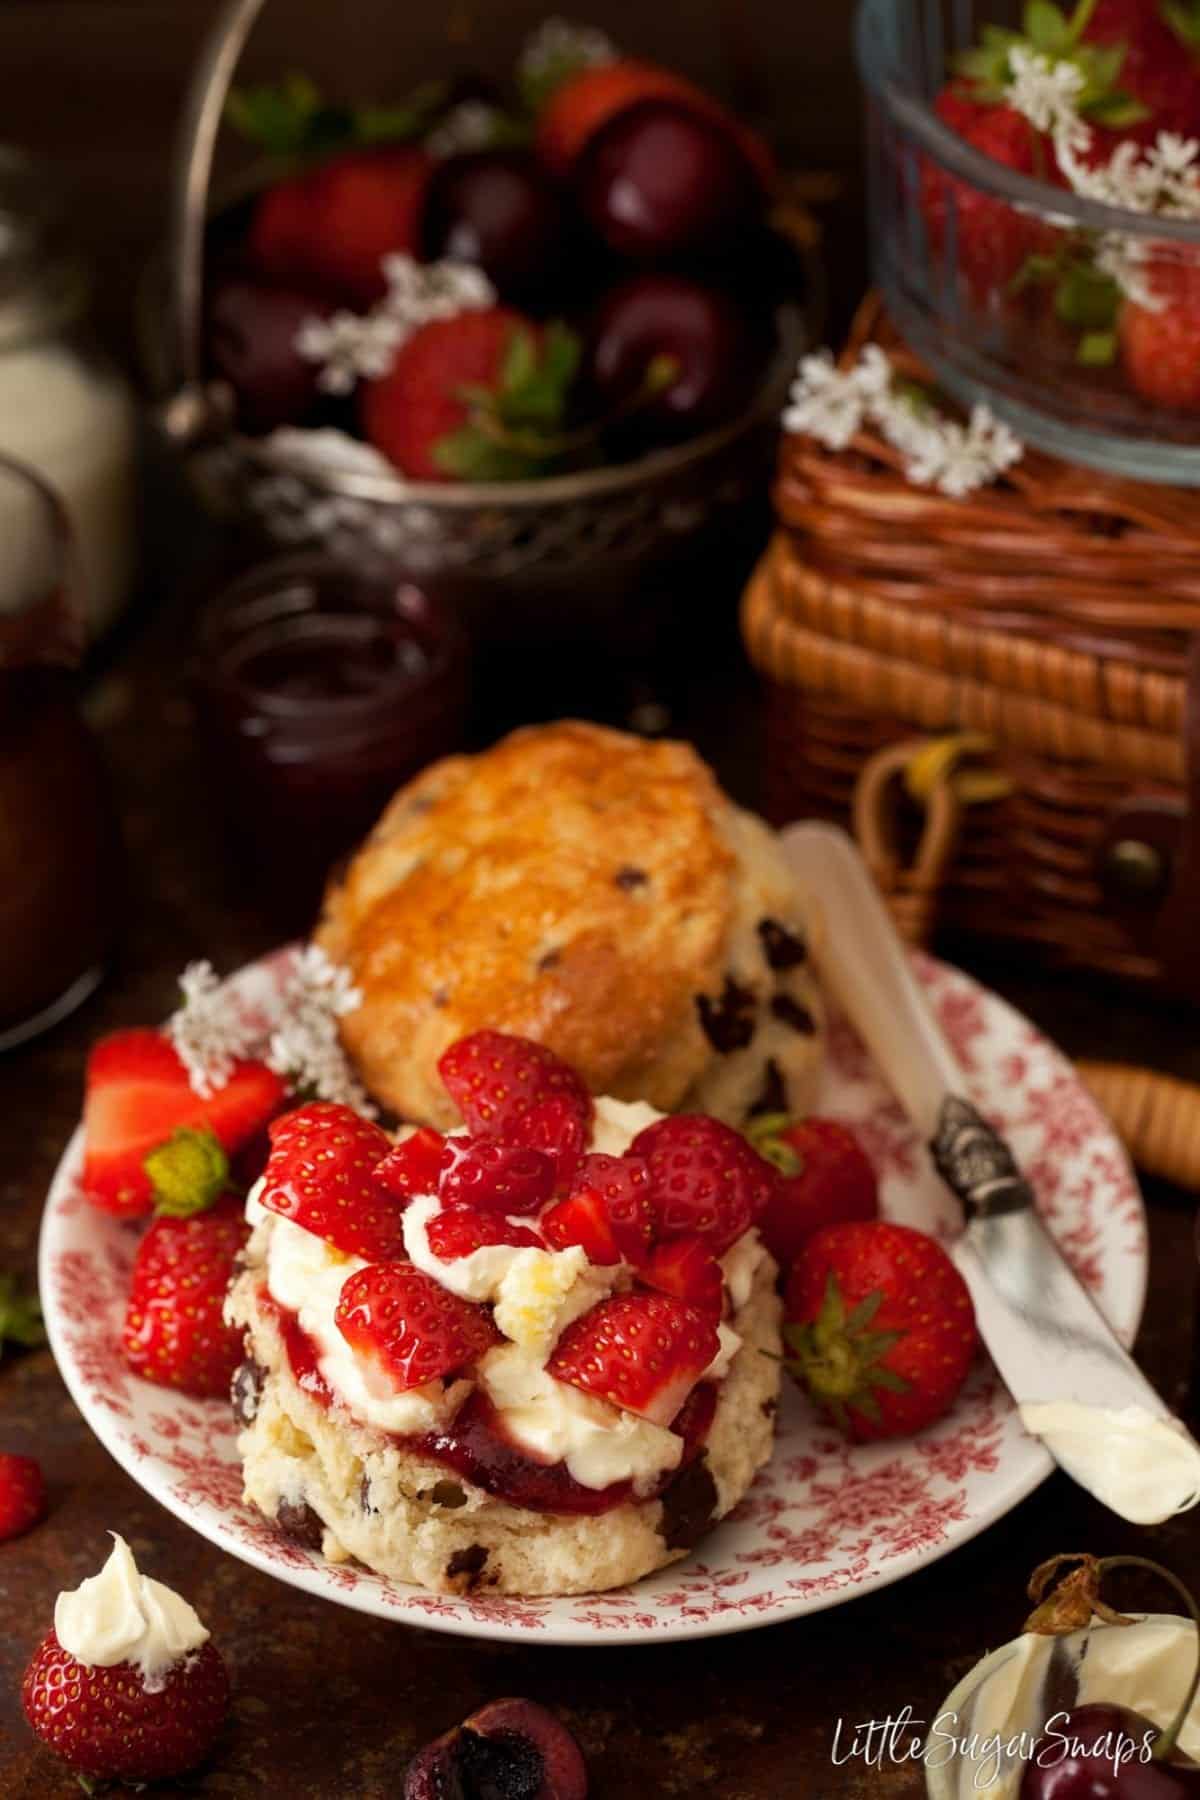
[930,1096,1035,1219]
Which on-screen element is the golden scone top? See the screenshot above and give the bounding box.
[317,720,822,1127]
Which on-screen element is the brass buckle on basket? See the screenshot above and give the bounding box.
[852,734,1011,950]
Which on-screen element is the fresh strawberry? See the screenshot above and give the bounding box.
[534,58,774,189]
[81,1029,285,1219]
[639,1237,724,1319]
[22,1628,229,1782]
[360,308,581,481]
[1120,255,1200,408]
[548,1291,718,1426]
[1082,0,1200,151]
[746,1115,879,1271]
[542,1153,655,1265]
[425,1208,543,1260]
[121,1194,249,1398]
[0,1454,46,1540]
[503,1096,589,1192]
[376,1126,450,1202]
[439,1135,557,1215]
[631,1115,779,1255]
[335,1263,500,1389]
[438,1030,592,1135]
[922,91,1058,298]
[784,1220,978,1442]
[250,145,433,306]
[258,1101,405,1260]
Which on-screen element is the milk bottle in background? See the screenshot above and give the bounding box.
[0,148,136,639]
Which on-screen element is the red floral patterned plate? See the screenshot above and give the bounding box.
[39,948,1147,1644]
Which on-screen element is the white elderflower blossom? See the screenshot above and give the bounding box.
[265,945,375,1115]
[1005,47,1088,152]
[784,346,1024,496]
[295,256,496,394]
[518,17,615,84]
[166,961,260,1098]
[426,100,505,159]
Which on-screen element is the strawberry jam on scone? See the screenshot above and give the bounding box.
[226,1030,783,1596]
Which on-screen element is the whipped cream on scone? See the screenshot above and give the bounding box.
[227,1090,782,1596]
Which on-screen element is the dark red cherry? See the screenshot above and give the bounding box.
[1020,1703,1200,1799]
[421,149,567,301]
[584,272,764,450]
[404,1697,588,1800]
[574,98,762,262]
[205,270,330,433]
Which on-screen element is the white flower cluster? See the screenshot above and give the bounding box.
[167,960,259,1099]
[264,945,375,1116]
[1003,48,1200,308]
[295,255,496,394]
[783,345,1024,497]
[426,100,506,159]
[518,16,616,84]
[166,946,373,1113]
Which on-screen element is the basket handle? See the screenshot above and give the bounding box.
[163,0,267,438]
[1079,1062,1200,1193]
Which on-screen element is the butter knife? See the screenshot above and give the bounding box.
[779,820,1200,1524]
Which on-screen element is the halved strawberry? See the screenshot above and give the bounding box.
[547,1291,718,1426]
[503,1096,588,1192]
[121,1195,249,1399]
[259,1102,404,1260]
[82,1030,286,1219]
[439,1135,557,1215]
[631,1115,779,1255]
[542,1153,655,1266]
[335,1263,500,1389]
[376,1127,450,1203]
[639,1237,723,1319]
[426,1209,543,1261]
[437,1030,593,1139]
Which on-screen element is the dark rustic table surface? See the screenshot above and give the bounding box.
[2,515,1200,1800]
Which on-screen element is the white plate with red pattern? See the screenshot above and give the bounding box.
[39,946,1147,1645]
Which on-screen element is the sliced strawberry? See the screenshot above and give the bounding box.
[335,1263,500,1390]
[542,1152,655,1265]
[639,1237,723,1319]
[259,1102,404,1260]
[439,1135,557,1215]
[82,1029,286,1219]
[121,1195,249,1399]
[0,1454,46,1541]
[376,1127,450,1203]
[548,1291,718,1426]
[503,1095,588,1192]
[426,1208,544,1261]
[632,1115,779,1255]
[437,1030,593,1140]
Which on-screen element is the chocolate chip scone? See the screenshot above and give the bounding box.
[315,720,823,1127]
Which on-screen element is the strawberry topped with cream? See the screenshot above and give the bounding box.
[228,1028,784,1594]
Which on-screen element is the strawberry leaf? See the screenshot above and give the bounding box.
[227,70,447,159]
[434,320,584,481]
[1077,328,1118,364]
[1163,0,1200,50]
[1024,0,1073,55]
[0,1273,45,1359]
[1054,259,1120,328]
[145,1127,232,1219]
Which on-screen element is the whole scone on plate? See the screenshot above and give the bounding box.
[316,720,823,1127]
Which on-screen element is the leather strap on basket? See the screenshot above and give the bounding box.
[853,735,1008,948]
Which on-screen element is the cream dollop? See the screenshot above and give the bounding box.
[1020,1402,1200,1525]
[54,1535,208,1692]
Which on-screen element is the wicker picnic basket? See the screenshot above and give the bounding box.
[742,296,1200,1193]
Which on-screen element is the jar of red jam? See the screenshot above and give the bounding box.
[194,556,469,924]
[0,454,121,1048]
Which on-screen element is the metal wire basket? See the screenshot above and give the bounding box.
[149,0,818,637]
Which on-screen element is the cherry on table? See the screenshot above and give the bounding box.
[404,1697,588,1799]
[574,97,763,262]
[1021,1702,1200,1798]
[584,271,765,451]
[421,149,567,301]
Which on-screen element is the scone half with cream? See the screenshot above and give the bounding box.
[226,1030,783,1597]
[316,720,823,1129]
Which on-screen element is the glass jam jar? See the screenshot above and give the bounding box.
[0,456,122,1048]
[194,556,470,925]
[0,147,137,639]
